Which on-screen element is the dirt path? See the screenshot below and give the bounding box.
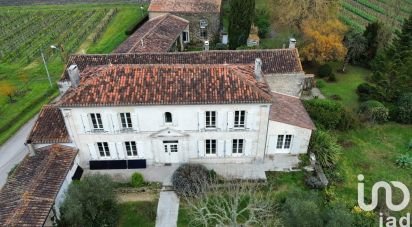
[117,191,158,203]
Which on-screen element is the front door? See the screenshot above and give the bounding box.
[163,140,179,163]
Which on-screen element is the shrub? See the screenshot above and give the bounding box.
[328,73,337,82]
[395,154,412,168]
[356,82,381,101]
[309,130,342,168]
[393,93,412,124]
[358,100,389,123]
[304,99,344,130]
[172,164,210,197]
[338,108,360,130]
[305,175,325,189]
[323,204,354,227]
[318,64,333,78]
[131,172,144,187]
[254,9,270,38]
[59,174,119,227]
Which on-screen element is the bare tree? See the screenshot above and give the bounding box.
[183,180,281,227]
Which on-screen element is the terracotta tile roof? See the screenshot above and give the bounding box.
[269,92,315,130]
[0,145,78,227]
[114,14,189,53]
[27,105,70,144]
[60,49,303,81]
[148,0,221,13]
[58,64,272,107]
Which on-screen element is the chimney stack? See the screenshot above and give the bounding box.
[67,64,80,88]
[25,140,36,156]
[254,58,263,80]
[289,38,297,49]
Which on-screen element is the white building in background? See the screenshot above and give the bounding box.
[34,49,315,170]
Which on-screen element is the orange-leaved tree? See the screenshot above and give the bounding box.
[300,19,348,64]
[0,81,17,103]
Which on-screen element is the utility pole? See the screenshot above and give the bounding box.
[40,49,52,88]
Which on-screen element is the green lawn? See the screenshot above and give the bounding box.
[118,201,158,227]
[317,62,371,110]
[0,3,145,145]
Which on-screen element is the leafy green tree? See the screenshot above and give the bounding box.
[341,29,367,72]
[59,174,119,227]
[362,21,392,67]
[228,0,255,49]
[254,9,270,38]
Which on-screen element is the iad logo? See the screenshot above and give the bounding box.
[358,174,411,227]
[358,174,410,211]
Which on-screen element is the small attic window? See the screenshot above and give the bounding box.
[165,112,173,123]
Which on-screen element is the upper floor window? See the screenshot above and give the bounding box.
[277,135,292,149]
[120,112,132,129]
[205,111,216,128]
[232,139,244,154]
[234,110,246,128]
[125,141,138,157]
[199,19,208,28]
[205,139,216,155]
[97,142,110,157]
[164,112,173,123]
[90,113,103,131]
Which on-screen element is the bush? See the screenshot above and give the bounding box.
[393,93,412,124]
[358,100,389,123]
[172,164,210,197]
[316,79,326,88]
[309,130,342,168]
[323,204,354,227]
[59,174,119,227]
[356,82,382,101]
[131,172,144,187]
[328,73,337,82]
[318,64,333,78]
[395,154,412,168]
[254,9,270,38]
[305,175,325,189]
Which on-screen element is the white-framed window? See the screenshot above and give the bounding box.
[120,112,132,129]
[276,135,293,149]
[232,139,244,154]
[205,139,217,155]
[182,31,189,43]
[163,140,178,153]
[205,111,216,128]
[164,112,173,124]
[125,141,138,157]
[199,19,208,28]
[234,110,246,128]
[97,142,110,157]
[90,113,103,131]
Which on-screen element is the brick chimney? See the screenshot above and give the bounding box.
[254,58,263,80]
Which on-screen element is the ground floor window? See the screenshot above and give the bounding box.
[205,139,216,155]
[163,140,178,153]
[97,142,110,157]
[232,139,244,154]
[125,141,138,157]
[182,31,189,43]
[276,135,293,149]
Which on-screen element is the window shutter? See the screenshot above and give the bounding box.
[225,140,232,156]
[218,111,225,130]
[137,141,145,158]
[198,140,205,157]
[245,139,252,156]
[198,112,205,131]
[227,112,234,129]
[81,114,91,133]
[112,113,120,132]
[246,110,254,130]
[88,143,97,160]
[116,142,125,159]
[218,140,225,157]
[267,136,276,153]
[101,114,110,133]
[131,113,139,131]
[108,142,117,159]
[290,136,297,154]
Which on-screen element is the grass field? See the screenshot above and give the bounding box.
[118,201,158,227]
[0,3,145,145]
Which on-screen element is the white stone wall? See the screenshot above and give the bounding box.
[266,121,312,155]
[61,104,271,167]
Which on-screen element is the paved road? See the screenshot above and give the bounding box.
[156,191,180,227]
[0,115,37,188]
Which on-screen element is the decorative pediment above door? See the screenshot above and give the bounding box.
[150,128,189,138]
